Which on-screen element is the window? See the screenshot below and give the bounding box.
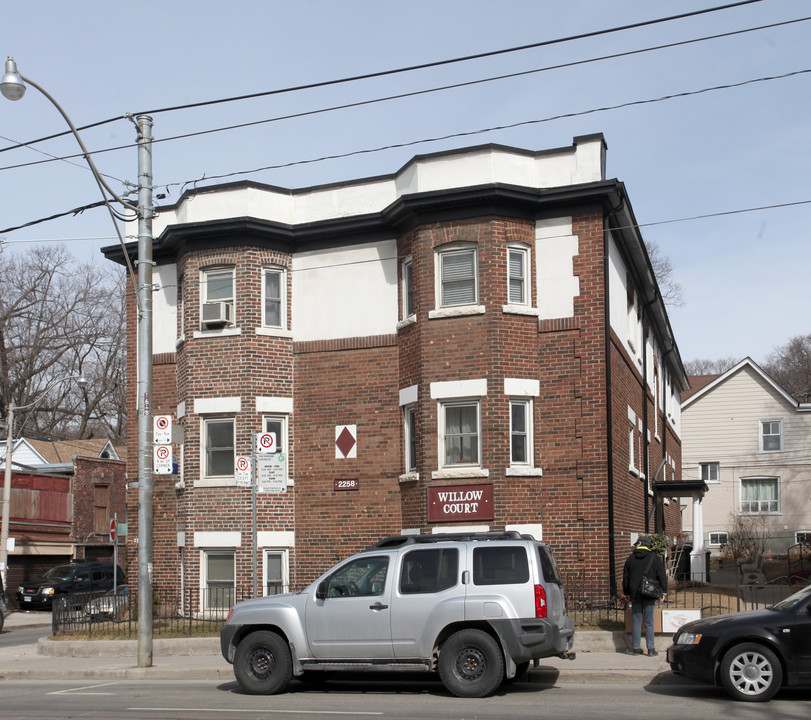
[507,247,529,305]
[403,405,417,473]
[510,399,531,465]
[700,462,720,483]
[204,417,235,478]
[263,415,288,484]
[740,477,779,514]
[324,556,389,597]
[439,247,478,307]
[708,532,728,547]
[264,550,289,596]
[796,531,810,546]
[201,267,235,328]
[204,550,235,610]
[440,400,480,467]
[262,267,286,329]
[400,548,459,594]
[402,257,414,319]
[473,546,529,585]
[759,419,782,452]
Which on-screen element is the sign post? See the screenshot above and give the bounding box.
[111,513,118,599]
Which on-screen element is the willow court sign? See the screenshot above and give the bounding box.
[427,483,494,522]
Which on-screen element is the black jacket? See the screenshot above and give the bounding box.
[622,547,667,600]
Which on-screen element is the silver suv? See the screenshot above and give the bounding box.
[221,531,574,697]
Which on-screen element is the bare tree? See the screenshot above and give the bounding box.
[762,334,811,403]
[0,246,126,444]
[645,240,684,308]
[722,512,769,563]
[683,357,740,376]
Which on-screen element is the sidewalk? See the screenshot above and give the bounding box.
[0,610,679,686]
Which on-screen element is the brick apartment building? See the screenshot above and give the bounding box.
[103,134,688,607]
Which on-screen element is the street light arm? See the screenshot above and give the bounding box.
[17,72,137,213]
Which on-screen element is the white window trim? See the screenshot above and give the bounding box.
[437,398,482,471]
[507,398,539,474]
[795,531,810,545]
[432,244,482,313]
[199,266,236,332]
[700,461,720,484]
[401,256,415,322]
[200,416,236,486]
[264,414,292,486]
[403,404,417,476]
[758,418,783,453]
[739,475,780,515]
[261,266,287,330]
[262,548,290,596]
[708,532,728,547]
[200,548,236,615]
[628,406,639,475]
[506,244,531,307]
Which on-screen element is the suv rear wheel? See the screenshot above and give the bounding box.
[438,629,504,698]
[234,630,292,695]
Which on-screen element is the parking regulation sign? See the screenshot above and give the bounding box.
[154,444,173,474]
[256,432,277,453]
[235,456,252,487]
[154,415,172,445]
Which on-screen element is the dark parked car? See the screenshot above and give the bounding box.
[667,583,811,701]
[15,561,125,610]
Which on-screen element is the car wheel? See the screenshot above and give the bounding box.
[438,629,504,698]
[233,630,293,695]
[720,642,782,702]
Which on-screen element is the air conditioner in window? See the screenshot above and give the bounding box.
[201,301,232,327]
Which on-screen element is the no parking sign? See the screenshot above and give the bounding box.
[154,444,173,474]
[256,432,277,453]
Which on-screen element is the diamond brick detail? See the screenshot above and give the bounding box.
[336,426,356,457]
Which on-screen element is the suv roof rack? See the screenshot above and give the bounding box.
[367,531,537,550]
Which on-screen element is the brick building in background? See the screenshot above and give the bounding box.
[103,135,689,607]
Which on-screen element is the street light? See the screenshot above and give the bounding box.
[2,57,155,667]
[1,374,88,587]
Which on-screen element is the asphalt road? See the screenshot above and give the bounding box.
[0,677,809,720]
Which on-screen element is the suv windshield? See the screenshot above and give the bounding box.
[40,566,75,581]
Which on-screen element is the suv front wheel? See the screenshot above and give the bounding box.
[234,630,293,695]
[438,629,504,698]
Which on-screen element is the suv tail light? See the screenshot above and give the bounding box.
[534,584,547,618]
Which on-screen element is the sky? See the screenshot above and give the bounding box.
[1,0,808,367]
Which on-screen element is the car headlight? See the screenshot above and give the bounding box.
[42,587,55,596]
[676,632,702,645]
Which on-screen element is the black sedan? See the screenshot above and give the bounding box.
[667,583,811,701]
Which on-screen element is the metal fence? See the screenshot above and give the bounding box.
[562,572,806,630]
[52,586,254,638]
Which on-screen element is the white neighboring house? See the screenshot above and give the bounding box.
[681,358,811,558]
[0,437,120,472]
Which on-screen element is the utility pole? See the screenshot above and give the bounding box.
[136,114,154,668]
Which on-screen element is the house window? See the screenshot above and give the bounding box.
[402,257,414,319]
[204,550,235,610]
[628,411,638,474]
[93,485,110,534]
[740,477,779,514]
[440,400,480,467]
[439,247,478,307]
[708,532,728,547]
[759,419,782,452]
[795,531,810,546]
[262,267,286,329]
[264,549,289,596]
[510,399,531,465]
[403,405,417,473]
[204,417,235,479]
[700,462,720,483]
[201,267,235,328]
[263,415,288,483]
[507,247,529,305]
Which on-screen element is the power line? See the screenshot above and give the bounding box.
[0,0,766,156]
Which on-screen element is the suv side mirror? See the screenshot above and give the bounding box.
[316,581,328,600]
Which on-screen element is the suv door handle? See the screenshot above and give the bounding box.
[369,602,388,611]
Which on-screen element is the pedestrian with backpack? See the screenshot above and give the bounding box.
[622,536,668,656]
